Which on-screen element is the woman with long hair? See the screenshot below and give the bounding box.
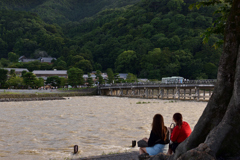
[168,113,192,154]
[139,114,169,158]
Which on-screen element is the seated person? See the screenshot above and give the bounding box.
[168,113,192,154]
[139,114,169,158]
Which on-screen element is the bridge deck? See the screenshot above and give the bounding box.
[99,81,216,101]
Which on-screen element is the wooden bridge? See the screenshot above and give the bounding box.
[98,79,216,101]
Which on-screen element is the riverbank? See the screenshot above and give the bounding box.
[0,88,97,102]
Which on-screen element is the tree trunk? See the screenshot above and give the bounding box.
[151,1,240,160]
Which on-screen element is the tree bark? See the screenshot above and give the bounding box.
[150,0,240,159]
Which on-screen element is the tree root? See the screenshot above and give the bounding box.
[177,143,216,160]
[149,143,215,160]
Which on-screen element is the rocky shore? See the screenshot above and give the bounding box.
[72,151,139,160]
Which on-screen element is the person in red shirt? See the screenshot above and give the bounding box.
[168,113,192,154]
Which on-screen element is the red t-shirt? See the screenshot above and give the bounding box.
[171,121,192,143]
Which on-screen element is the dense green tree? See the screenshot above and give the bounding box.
[22,72,37,88]
[167,0,185,12]
[140,48,170,79]
[126,73,137,83]
[13,39,38,57]
[35,77,44,88]
[8,52,18,62]
[0,69,8,87]
[9,69,16,78]
[93,63,102,71]
[21,70,27,77]
[75,59,93,73]
[115,50,137,73]
[204,62,217,79]
[86,73,94,87]
[67,67,84,87]
[141,24,155,38]
[59,77,67,87]
[7,76,23,88]
[0,38,8,58]
[114,73,122,83]
[95,70,104,84]
[53,60,67,70]
[107,68,114,83]
[46,76,61,87]
[0,58,10,67]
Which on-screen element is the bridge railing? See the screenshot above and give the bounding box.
[100,79,217,87]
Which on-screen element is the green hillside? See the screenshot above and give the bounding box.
[64,0,223,79]
[0,0,140,24]
[0,0,223,80]
[0,10,66,58]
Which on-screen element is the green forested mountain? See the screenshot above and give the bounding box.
[0,0,223,80]
[0,0,140,24]
[64,0,222,79]
[0,10,66,58]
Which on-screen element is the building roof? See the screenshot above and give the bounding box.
[18,56,26,60]
[33,70,67,75]
[83,74,96,79]
[118,73,128,79]
[4,68,29,72]
[40,57,56,63]
[22,59,39,62]
[138,79,149,82]
[83,74,108,79]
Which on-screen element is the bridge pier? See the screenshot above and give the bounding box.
[131,88,135,96]
[184,89,186,100]
[172,89,174,99]
[167,89,168,99]
[203,89,205,100]
[178,88,180,100]
[147,89,149,98]
[196,87,199,101]
[189,89,192,100]
[161,89,164,99]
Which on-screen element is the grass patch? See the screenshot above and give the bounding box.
[58,87,97,91]
[164,100,177,104]
[0,88,98,99]
[0,92,97,99]
[0,92,23,95]
[136,101,151,104]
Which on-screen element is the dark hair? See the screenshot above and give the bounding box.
[152,114,167,141]
[173,113,182,127]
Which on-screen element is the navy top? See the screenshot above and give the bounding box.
[148,128,169,147]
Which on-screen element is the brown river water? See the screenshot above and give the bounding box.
[0,96,207,160]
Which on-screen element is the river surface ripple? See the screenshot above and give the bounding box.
[0,96,207,160]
